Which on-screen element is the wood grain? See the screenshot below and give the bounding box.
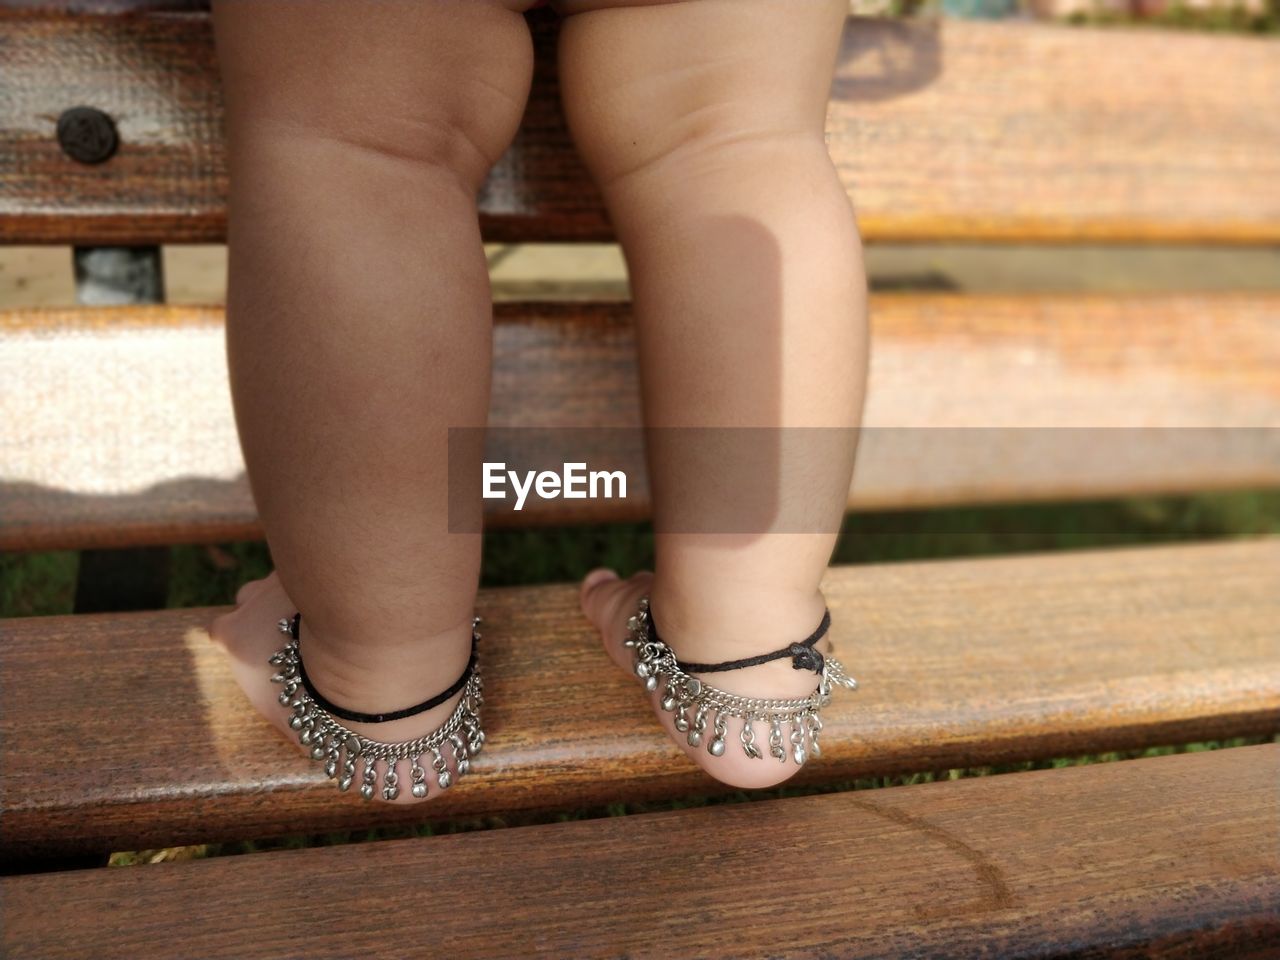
[4,294,1279,551]
[2,539,1276,861]
[3,11,1278,244]
[3,745,1276,958]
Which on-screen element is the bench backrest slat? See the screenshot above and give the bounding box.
[3,11,1279,245]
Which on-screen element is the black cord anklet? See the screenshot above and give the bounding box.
[645,607,831,675]
[286,613,477,724]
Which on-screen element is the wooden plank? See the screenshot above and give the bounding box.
[3,745,1277,958]
[4,294,1279,551]
[2,539,1276,861]
[3,11,1279,245]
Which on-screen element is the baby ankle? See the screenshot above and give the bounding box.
[647,580,829,663]
[293,615,475,716]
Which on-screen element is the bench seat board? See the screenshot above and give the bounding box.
[3,11,1279,244]
[4,294,1279,551]
[2,744,1277,959]
[2,539,1277,860]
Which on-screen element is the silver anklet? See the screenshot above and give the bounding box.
[268,615,485,801]
[624,596,857,765]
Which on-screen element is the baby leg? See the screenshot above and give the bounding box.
[562,0,869,787]
[207,0,536,802]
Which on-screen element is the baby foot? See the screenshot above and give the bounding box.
[581,568,834,790]
[208,572,480,804]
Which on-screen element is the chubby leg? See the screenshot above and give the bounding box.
[562,0,868,787]
[207,0,536,802]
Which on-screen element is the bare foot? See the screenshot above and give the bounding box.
[208,572,480,804]
[580,568,832,789]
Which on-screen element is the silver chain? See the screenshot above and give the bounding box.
[625,595,858,765]
[268,617,485,801]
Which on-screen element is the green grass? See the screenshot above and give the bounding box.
[832,488,1280,563]
[1063,0,1280,34]
[166,540,276,609]
[903,0,1280,34]
[5,489,1278,618]
[885,0,1280,33]
[0,549,78,617]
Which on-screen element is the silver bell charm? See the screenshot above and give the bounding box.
[411,758,429,798]
[707,711,728,756]
[359,762,378,801]
[382,763,400,801]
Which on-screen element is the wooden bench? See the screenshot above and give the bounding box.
[5,746,1277,960]
[4,538,1278,863]
[6,295,1280,550]
[2,2,1278,956]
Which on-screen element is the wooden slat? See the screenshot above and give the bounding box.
[4,294,1279,551]
[3,11,1279,245]
[2,539,1276,861]
[3,745,1277,959]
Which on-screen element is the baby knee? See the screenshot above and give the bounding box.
[556,0,844,196]
[216,0,533,190]
[303,101,521,192]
